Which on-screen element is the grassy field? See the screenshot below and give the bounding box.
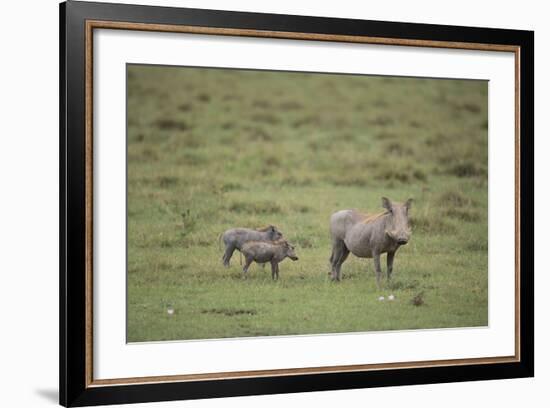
[126,65,488,342]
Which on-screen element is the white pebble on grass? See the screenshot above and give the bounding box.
[388,295,395,301]
[378,296,385,301]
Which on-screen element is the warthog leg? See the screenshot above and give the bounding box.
[329,245,338,281]
[242,257,253,278]
[222,244,236,268]
[330,239,349,281]
[373,252,382,288]
[270,261,279,280]
[387,251,395,281]
[336,248,349,281]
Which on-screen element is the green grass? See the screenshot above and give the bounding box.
[127,65,488,342]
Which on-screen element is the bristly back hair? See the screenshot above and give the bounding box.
[256,225,276,232]
[361,211,390,224]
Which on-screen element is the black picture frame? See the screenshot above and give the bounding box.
[60,1,534,406]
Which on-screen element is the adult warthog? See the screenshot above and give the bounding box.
[220,225,283,267]
[329,197,412,286]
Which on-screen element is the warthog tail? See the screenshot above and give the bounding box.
[217,232,223,251]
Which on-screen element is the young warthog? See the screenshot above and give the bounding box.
[220,225,283,267]
[329,197,412,286]
[241,240,299,280]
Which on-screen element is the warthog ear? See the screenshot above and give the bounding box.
[405,198,413,210]
[382,197,392,211]
[269,225,275,232]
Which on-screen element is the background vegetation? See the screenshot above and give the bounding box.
[127,65,488,342]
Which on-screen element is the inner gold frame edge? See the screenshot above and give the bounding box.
[84,19,522,388]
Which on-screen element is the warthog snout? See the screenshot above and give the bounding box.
[286,245,299,261]
[385,230,411,244]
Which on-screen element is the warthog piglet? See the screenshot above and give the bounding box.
[240,240,298,280]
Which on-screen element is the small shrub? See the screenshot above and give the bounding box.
[252,99,271,109]
[178,151,206,166]
[411,292,425,306]
[384,142,414,156]
[376,168,410,183]
[178,103,193,112]
[280,176,314,187]
[369,115,394,126]
[413,169,427,181]
[464,238,488,251]
[179,209,197,234]
[443,208,482,222]
[197,93,210,102]
[182,133,202,148]
[251,113,280,125]
[279,101,303,111]
[194,237,212,247]
[221,182,242,192]
[158,176,178,188]
[228,201,283,215]
[292,115,320,128]
[154,118,190,131]
[329,175,369,187]
[246,127,272,141]
[376,130,399,140]
[201,308,257,316]
[410,214,457,234]
[264,156,281,167]
[459,102,482,114]
[295,236,314,248]
[438,191,473,208]
[223,93,240,101]
[424,133,447,147]
[338,133,356,142]
[136,148,159,161]
[446,161,486,178]
[388,280,420,290]
[293,204,312,214]
[160,238,177,248]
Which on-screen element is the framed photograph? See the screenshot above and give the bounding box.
[60,1,534,406]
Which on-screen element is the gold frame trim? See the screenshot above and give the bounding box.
[84,20,521,388]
